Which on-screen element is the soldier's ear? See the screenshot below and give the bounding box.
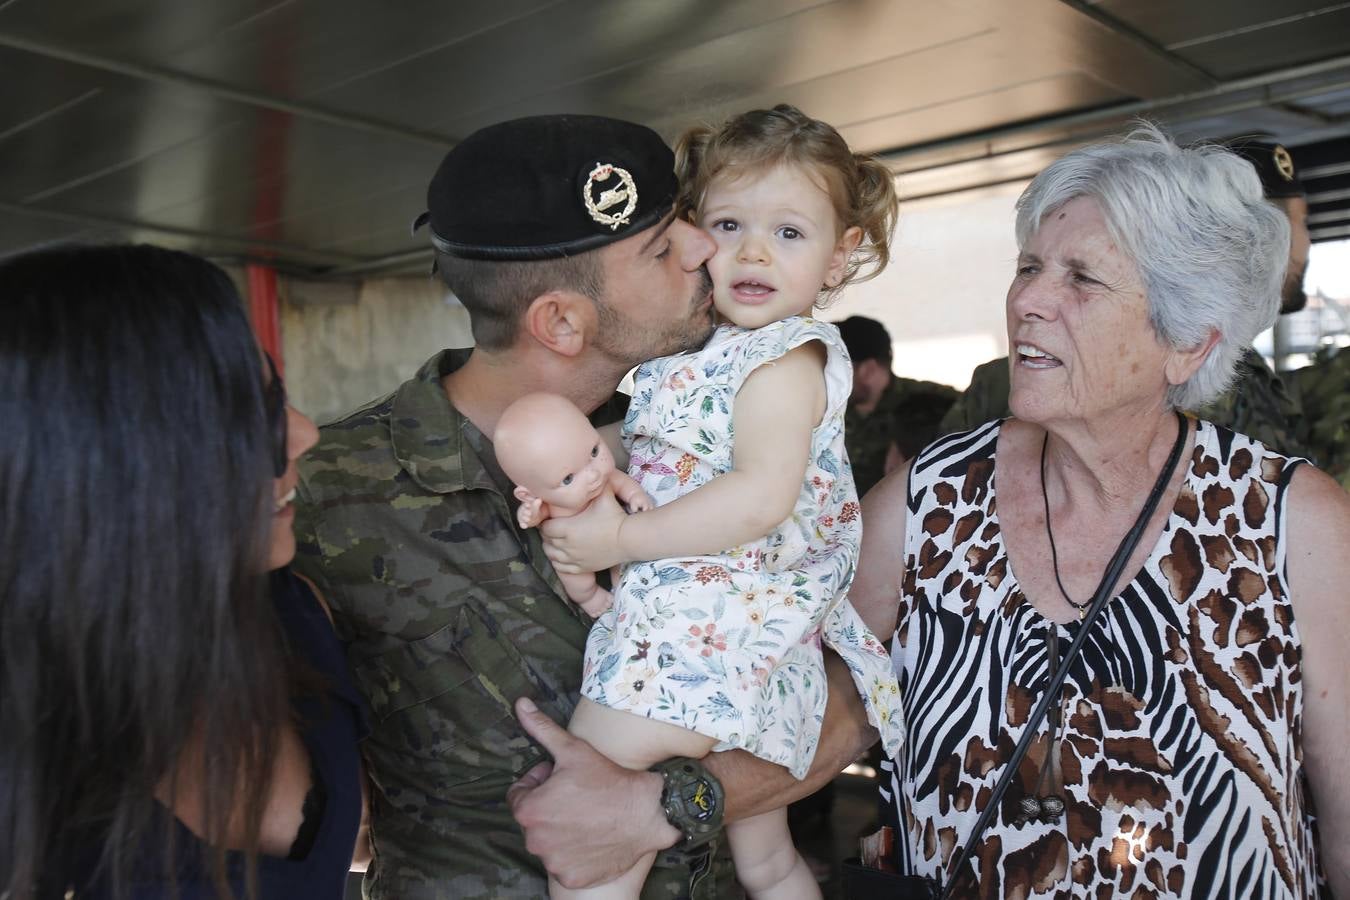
[522,290,590,357]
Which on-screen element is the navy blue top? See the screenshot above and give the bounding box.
[72,570,369,898]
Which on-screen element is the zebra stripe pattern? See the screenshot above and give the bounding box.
[883,419,1324,898]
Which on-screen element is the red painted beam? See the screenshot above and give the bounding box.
[247,263,283,376]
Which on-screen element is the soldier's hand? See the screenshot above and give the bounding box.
[540,490,628,574]
[507,697,679,889]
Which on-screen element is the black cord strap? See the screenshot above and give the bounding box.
[934,411,1189,899]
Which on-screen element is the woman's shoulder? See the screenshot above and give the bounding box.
[273,570,369,724]
[1192,417,1305,484]
[910,418,1003,479]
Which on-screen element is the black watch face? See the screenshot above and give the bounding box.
[678,777,718,823]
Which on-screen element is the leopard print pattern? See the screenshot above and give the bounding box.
[881,418,1324,899]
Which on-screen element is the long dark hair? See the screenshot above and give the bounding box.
[0,244,290,898]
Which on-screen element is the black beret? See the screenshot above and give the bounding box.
[417,114,677,260]
[834,315,893,363]
[1228,139,1304,199]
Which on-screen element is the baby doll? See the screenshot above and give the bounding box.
[495,392,653,617]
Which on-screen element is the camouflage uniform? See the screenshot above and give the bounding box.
[937,348,1315,460]
[937,358,1010,436]
[1291,346,1350,490]
[845,376,959,496]
[293,349,737,900]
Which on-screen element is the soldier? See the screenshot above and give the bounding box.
[938,140,1314,460]
[1293,345,1350,491]
[835,315,958,495]
[292,116,876,900]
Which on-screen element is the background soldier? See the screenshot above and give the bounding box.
[835,315,957,495]
[1293,346,1350,490]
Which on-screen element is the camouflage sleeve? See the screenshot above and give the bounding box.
[1290,348,1350,490]
[939,357,1011,435]
[1195,350,1316,462]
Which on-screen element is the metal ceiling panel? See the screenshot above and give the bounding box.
[495,19,1009,149]
[1004,0,1212,97]
[1174,8,1350,79]
[845,72,1121,169]
[0,0,286,62]
[0,76,238,202]
[1089,0,1344,50]
[650,33,1123,153]
[160,0,563,102]
[43,125,437,244]
[3,0,1350,271]
[0,203,108,259]
[1170,107,1334,145]
[314,0,861,135]
[0,46,110,136]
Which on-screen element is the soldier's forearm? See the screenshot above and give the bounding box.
[707,652,877,823]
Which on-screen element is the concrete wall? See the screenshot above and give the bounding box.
[278,274,473,425]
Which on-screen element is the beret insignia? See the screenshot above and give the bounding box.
[1273,145,1295,182]
[583,162,638,231]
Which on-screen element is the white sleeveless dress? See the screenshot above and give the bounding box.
[581,317,904,778]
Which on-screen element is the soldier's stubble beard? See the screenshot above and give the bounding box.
[592,267,715,368]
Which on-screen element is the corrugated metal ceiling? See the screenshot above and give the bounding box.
[1,0,1348,276]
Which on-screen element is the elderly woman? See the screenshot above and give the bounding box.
[853,126,1349,898]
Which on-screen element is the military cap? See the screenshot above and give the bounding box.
[835,315,893,363]
[416,114,677,260]
[1228,139,1304,199]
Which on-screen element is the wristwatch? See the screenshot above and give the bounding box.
[650,756,725,851]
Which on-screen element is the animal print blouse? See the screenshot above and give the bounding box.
[881,418,1324,899]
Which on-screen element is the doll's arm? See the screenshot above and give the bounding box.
[514,486,550,530]
[543,344,826,572]
[607,469,653,512]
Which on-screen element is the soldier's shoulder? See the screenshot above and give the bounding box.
[939,357,1011,433]
[299,391,401,498]
[968,357,1011,384]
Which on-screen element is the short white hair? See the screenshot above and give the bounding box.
[1015,122,1291,410]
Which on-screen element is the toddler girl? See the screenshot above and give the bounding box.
[543,104,905,900]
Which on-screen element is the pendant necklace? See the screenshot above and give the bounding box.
[1038,412,1189,621]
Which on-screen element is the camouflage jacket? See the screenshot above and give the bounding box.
[937,349,1314,460]
[293,350,736,900]
[1291,346,1350,491]
[845,376,958,496]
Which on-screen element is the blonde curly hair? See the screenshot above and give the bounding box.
[674,104,899,298]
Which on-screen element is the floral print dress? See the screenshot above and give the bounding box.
[580,316,904,778]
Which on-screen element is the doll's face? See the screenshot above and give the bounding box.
[496,394,619,512]
[496,396,618,510]
[529,428,616,509]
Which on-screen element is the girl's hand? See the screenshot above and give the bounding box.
[540,491,630,573]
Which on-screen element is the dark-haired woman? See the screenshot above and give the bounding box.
[0,244,369,899]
